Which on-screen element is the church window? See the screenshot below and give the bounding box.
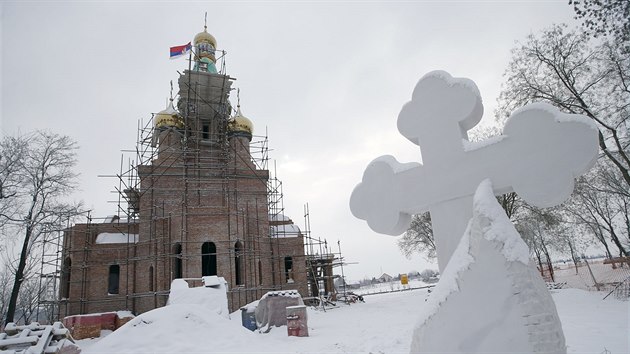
[108,265,120,295]
[202,124,210,139]
[149,266,154,292]
[258,260,263,285]
[201,242,217,276]
[284,256,293,283]
[235,241,244,285]
[173,243,183,279]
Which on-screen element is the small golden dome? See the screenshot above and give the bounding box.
[193,28,217,48]
[228,107,254,140]
[155,100,184,129]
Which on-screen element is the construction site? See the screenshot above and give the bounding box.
[31,24,348,325]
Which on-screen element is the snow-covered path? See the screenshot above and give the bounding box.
[554,289,629,353]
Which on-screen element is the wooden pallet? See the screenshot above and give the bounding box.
[0,322,80,354]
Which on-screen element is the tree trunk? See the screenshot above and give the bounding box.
[546,255,555,283]
[6,225,32,323]
[607,226,629,257]
[594,227,614,263]
[540,237,555,282]
[568,239,580,275]
[534,248,544,278]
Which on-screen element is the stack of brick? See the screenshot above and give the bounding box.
[63,312,134,340]
[0,322,80,354]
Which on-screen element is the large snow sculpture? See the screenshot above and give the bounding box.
[410,180,566,353]
[349,70,599,270]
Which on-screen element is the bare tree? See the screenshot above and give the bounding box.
[0,131,82,324]
[11,278,40,325]
[0,136,28,242]
[497,24,630,188]
[398,212,436,260]
[552,213,594,275]
[516,206,565,282]
[0,267,12,324]
[569,0,629,50]
[572,169,629,257]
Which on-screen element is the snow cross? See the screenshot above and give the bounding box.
[349,70,599,270]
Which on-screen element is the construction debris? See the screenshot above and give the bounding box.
[255,290,303,332]
[0,322,80,354]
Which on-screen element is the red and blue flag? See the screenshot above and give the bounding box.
[169,42,192,59]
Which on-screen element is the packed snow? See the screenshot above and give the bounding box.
[166,278,229,318]
[471,180,530,264]
[95,233,139,244]
[410,180,565,353]
[79,287,628,353]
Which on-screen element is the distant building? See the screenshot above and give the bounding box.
[59,25,307,317]
[378,273,394,283]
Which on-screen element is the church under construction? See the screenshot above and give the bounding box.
[57,25,341,317]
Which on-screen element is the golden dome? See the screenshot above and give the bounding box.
[228,107,254,140]
[193,28,217,48]
[155,100,184,129]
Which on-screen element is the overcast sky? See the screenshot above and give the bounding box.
[1,1,577,281]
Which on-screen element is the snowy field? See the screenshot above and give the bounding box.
[553,260,630,292]
[353,278,436,295]
[79,288,628,353]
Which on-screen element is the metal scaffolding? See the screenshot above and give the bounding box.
[37,49,348,321]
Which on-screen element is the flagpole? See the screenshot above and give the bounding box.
[188,48,192,72]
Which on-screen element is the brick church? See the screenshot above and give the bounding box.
[59,25,308,317]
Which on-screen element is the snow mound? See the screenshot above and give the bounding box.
[411,179,565,353]
[84,304,251,353]
[87,278,236,353]
[166,278,229,318]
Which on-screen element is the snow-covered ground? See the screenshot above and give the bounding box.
[553,259,630,292]
[79,287,628,353]
[354,278,436,295]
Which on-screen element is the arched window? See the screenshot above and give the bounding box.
[149,266,154,292]
[201,242,217,276]
[173,243,183,279]
[258,260,263,285]
[284,256,293,283]
[61,257,71,298]
[108,265,120,294]
[234,241,244,285]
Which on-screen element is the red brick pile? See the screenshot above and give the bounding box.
[63,312,134,340]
